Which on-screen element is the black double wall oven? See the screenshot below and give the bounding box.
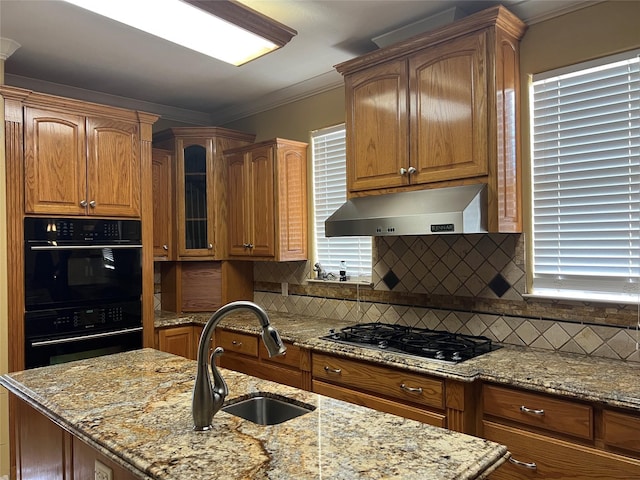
[24,217,143,369]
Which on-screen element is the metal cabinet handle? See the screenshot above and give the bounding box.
[399,167,408,175]
[80,200,88,207]
[208,243,213,249]
[323,366,342,374]
[520,405,545,416]
[407,166,416,175]
[400,383,423,394]
[508,457,537,470]
[89,200,96,208]
[231,340,242,346]
[163,244,169,251]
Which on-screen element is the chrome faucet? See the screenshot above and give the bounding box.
[192,301,286,431]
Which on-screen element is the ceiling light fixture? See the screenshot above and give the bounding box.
[63,0,297,66]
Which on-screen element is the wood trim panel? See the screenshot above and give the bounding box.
[4,97,24,373]
[73,436,139,480]
[139,114,157,349]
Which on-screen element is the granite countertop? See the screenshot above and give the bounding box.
[156,310,640,411]
[1,349,508,480]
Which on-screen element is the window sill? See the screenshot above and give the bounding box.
[523,292,640,305]
[307,278,373,288]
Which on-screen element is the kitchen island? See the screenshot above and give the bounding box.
[1,349,508,480]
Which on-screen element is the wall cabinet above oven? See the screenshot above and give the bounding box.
[153,127,255,260]
[23,106,143,217]
[335,6,527,233]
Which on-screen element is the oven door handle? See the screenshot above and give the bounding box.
[30,244,142,251]
[30,327,143,347]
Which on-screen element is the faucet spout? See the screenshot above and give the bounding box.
[192,301,286,431]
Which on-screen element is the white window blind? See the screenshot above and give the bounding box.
[531,50,640,301]
[312,124,372,280]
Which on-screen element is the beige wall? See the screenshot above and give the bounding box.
[223,86,345,143]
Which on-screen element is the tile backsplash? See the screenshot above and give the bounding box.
[251,234,640,363]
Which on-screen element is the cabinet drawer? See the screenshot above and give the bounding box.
[260,341,301,368]
[483,384,592,440]
[312,353,443,409]
[219,355,304,390]
[484,421,640,480]
[313,380,446,428]
[603,409,640,455]
[216,330,258,357]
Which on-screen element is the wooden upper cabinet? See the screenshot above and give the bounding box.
[225,138,308,261]
[152,148,173,259]
[24,107,140,216]
[86,116,140,216]
[336,6,527,232]
[409,31,488,184]
[153,127,255,260]
[346,60,409,192]
[24,107,87,215]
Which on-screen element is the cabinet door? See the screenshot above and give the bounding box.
[175,138,215,258]
[248,144,275,257]
[16,397,72,479]
[152,148,172,259]
[409,31,488,184]
[86,116,140,217]
[226,150,250,256]
[345,59,409,192]
[24,107,86,215]
[158,326,196,360]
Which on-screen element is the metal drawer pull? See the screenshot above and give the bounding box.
[400,384,423,394]
[520,405,545,415]
[508,458,537,470]
[323,366,342,374]
[231,340,242,346]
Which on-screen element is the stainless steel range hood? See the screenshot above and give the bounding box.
[325,184,487,237]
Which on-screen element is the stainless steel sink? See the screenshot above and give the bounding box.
[222,394,315,425]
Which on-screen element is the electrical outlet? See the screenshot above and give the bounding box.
[281,282,288,297]
[95,460,113,480]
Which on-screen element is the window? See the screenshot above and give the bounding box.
[531,50,640,302]
[311,124,371,281]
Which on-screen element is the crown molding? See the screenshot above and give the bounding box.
[4,73,213,125]
[5,70,344,126]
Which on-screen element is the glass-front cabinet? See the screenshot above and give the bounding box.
[152,127,255,260]
[181,141,212,254]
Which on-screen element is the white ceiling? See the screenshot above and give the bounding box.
[0,0,594,126]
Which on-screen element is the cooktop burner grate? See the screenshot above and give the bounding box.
[322,322,497,364]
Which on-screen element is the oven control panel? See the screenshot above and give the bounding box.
[25,217,141,243]
[25,301,141,339]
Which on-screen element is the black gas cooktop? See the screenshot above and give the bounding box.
[321,322,498,364]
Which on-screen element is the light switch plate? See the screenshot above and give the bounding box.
[95,460,113,480]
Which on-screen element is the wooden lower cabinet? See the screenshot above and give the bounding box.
[13,397,139,479]
[156,325,202,360]
[215,329,311,390]
[484,421,640,479]
[311,352,475,433]
[483,383,640,479]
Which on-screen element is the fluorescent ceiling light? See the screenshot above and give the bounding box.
[63,0,296,66]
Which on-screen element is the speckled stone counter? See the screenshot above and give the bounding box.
[1,349,508,480]
[156,310,640,411]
